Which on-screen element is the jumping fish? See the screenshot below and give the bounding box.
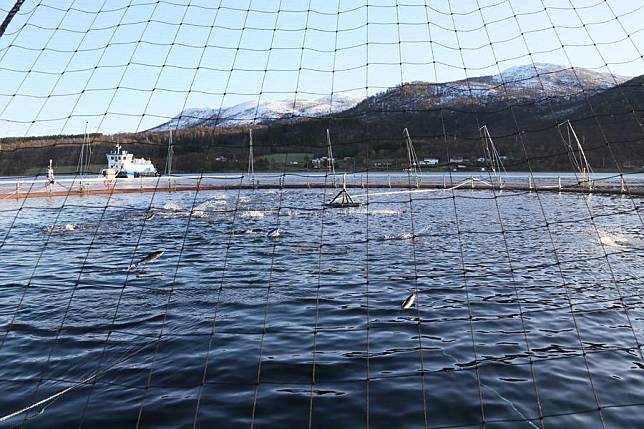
[267,228,281,239]
[598,233,629,248]
[401,291,417,310]
[129,250,164,270]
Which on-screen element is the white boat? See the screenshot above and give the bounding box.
[101,144,158,178]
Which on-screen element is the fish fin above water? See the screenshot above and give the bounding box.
[401,292,417,310]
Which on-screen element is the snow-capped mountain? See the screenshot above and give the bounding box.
[151,64,628,131]
[352,63,628,114]
[152,95,363,131]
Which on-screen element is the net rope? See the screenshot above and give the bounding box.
[0,1,643,428]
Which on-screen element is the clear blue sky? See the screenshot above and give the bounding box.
[0,0,642,137]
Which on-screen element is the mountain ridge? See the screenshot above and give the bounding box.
[347,63,628,116]
[151,63,629,131]
[151,94,363,131]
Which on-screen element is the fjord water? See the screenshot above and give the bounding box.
[0,187,643,428]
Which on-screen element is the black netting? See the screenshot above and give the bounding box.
[1,1,643,428]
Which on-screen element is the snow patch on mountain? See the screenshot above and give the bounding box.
[355,63,629,113]
[152,95,363,131]
[151,64,629,131]
[492,63,624,92]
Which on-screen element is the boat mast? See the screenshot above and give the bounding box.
[558,120,593,182]
[47,159,55,184]
[326,129,336,187]
[85,122,91,175]
[79,143,84,177]
[569,121,593,180]
[165,129,173,176]
[247,128,255,185]
[78,122,87,177]
[403,128,421,183]
[479,125,506,177]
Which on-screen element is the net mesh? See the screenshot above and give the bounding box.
[0,0,643,428]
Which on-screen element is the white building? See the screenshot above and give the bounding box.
[419,158,439,166]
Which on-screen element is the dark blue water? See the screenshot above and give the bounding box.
[0,187,643,428]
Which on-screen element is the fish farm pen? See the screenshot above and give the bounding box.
[1,1,644,429]
[2,172,644,200]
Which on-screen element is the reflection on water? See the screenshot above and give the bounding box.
[0,188,643,428]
